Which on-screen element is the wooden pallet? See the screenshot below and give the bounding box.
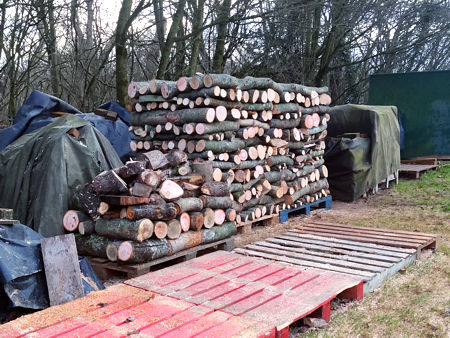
[399,163,439,179]
[89,237,234,279]
[0,251,362,338]
[234,231,417,295]
[236,214,279,234]
[298,221,437,254]
[279,195,332,222]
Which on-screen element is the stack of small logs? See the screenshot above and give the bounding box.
[127,74,331,224]
[63,149,236,264]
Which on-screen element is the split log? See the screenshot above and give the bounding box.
[95,218,154,242]
[127,203,178,221]
[201,182,230,196]
[168,172,205,185]
[92,170,128,195]
[225,208,236,222]
[129,182,153,198]
[138,170,162,188]
[97,202,109,215]
[159,180,184,200]
[115,161,146,178]
[73,183,101,220]
[191,161,213,182]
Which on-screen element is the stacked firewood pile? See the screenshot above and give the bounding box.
[127,74,331,224]
[63,149,236,263]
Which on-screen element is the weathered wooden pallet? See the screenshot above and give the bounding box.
[399,163,439,179]
[279,195,332,222]
[298,221,437,253]
[236,214,279,234]
[88,237,234,279]
[235,222,437,294]
[0,251,363,338]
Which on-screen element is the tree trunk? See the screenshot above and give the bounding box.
[115,0,132,106]
[75,234,121,259]
[174,197,204,213]
[199,196,232,209]
[212,0,231,73]
[201,182,230,196]
[156,0,187,78]
[92,170,128,195]
[188,0,205,76]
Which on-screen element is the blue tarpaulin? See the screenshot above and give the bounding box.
[0,90,133,161]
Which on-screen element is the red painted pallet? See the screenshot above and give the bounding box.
[0,252,363,338]
[125,251,363,336]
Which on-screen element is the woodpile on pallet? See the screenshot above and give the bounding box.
[64,150,236,263]
[127,74,331,227]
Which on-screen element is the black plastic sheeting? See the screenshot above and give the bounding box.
[0,90,133,161]
[324,104,400,201]
[0,114,123,236]
[0,224,104,320]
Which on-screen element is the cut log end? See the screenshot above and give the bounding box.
[117,241,134,262]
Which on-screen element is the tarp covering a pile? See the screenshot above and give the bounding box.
[0,114,122,237]
[0,90,133,161]
[0,223,104,319]
[324,104,400,201]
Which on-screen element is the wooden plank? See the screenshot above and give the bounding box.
[298,224,427,244]
[272,235,402,263]
[262,238,394,267]
[234,247,374,279]
[40,234,84,306]
[245,243,385,273]
[0,219,19,225]
[399,164,438,172]
[295,228,426,249]
[306,221,437,241]
[237,214,276,227]
[285,232,415,256]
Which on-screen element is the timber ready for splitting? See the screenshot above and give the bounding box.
[127,74,332,226]
[67,149,237,265]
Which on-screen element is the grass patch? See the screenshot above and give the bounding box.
[295,165,450,337]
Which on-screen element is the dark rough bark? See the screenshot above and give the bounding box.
[201,222,236,243]
[116,161,146,179]
[156,0,187,78]
[75,234,121,259]
[127,203,178,221]
[95,218,154,242]
[117,238,171,263]
[201,182,230,196]
[212,0,231,73]
[199,195,232,209]
[73,183,101,220]
[115,0,132,106]
[174,197,204,213]
[92,170,128,195]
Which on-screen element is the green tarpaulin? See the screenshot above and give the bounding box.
[0,115,122,237]
[325,104,400,201]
